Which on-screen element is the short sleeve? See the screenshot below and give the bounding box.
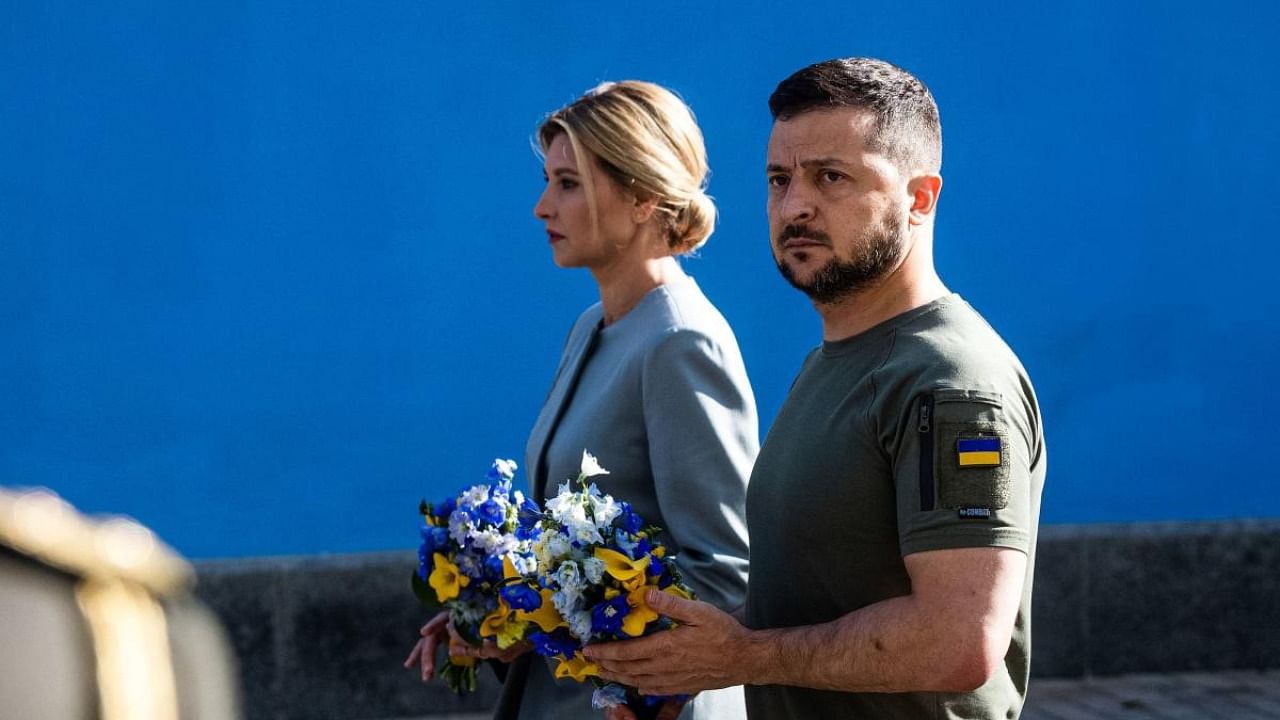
[893,387,1035,557]
[641,328,758,611]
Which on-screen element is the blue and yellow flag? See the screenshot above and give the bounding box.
[957,437,1001,468]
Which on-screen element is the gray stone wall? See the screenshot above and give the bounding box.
[193,520,1280,720]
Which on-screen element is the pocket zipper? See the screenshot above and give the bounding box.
[918,393,935,511]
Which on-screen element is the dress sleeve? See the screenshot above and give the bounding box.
[641,328,758,612]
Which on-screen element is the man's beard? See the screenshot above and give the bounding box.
[774,217,905,305]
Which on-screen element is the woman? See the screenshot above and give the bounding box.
[406,81,757,719]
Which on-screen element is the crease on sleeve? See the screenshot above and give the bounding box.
[641,328,757,612]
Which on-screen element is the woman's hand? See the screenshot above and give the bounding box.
[402,611,450,682]
[445,621,532,663]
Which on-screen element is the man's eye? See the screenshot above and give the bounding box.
[767,175,789,188]
[821,171,844,183]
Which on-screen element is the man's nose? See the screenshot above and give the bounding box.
[776,182,815,224]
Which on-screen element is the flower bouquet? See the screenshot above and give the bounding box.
[510,450,695,718]
[411,458,543,694]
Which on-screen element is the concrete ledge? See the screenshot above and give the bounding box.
[193,520,1280,720]
[1032,519,1280,677]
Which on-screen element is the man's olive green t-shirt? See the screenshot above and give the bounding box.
[744,294,1046,720]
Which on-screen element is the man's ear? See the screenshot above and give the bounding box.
[907,174,943,226]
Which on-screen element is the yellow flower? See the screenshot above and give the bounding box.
[447,637,478,668]
[516,588,566,632]
[479,598,531,650]
[554,653,600,682]
[480,598,511,639]
[664,584,692,600]
[621,586,659,637]
[494,618,529,649]
[428,552,470,602]
[594,547,650,592]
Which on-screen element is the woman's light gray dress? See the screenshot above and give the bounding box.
[493,276,758,720]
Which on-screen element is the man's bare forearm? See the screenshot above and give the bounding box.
[737,548,1024,694]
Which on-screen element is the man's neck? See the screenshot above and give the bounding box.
[815,270,949,342]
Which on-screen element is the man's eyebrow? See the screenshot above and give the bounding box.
[800,157,853,169]
[766,157,854,173]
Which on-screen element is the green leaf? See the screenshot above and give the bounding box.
[440,660,478,696]
[454,621,481,646]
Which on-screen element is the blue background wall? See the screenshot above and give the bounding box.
[4,1,1277,558]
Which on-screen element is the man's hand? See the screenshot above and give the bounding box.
[586,590,755,696]
[402,611,450,682]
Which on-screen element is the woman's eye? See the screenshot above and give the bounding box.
[559,178,579,190]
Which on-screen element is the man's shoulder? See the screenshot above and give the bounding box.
[868,297,1037,424]
[882,297,1025,386]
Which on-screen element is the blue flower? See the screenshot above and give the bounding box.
[625,537,653,561]
[417,545,430,581]
[500,583,542,612]
[530,628,579,658]
[518,496,542,528]
[483,554,505,582]
[617,502,644,534]
[477,498,505,526]
[436,496,457,519]
[591,595,630,637]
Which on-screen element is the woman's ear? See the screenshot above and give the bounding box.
[631,195,660,225]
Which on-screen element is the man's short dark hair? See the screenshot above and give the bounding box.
[769,57,942,174]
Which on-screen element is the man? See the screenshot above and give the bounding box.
[587,57,1046,719]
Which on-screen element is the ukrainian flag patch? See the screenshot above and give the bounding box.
[957,436,1002,468]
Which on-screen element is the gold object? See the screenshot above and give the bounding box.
[1,487,195,720]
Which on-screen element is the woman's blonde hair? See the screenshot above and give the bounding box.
[537,81,716,254]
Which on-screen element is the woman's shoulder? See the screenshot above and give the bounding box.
[565,302,605,340]
[638,276,736,341]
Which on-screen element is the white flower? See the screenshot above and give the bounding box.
[492,458,518,480]
[470,527,505,554]
[568,517,604,546]
[545,483,584,523]
[580,450,610,478]
[535,534,573,568]
[461,484,489,510]
[448,510,474,545]
[567,609,593,642]
[555,560,583,590]
[583,556,605,584]
[588,489,621,528]
[511,553,537,575]
[592,684,628,710]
